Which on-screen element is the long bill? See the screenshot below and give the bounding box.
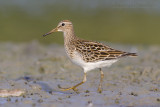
[43,27,58,37]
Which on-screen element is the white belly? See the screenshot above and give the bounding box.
[69,51,118,73]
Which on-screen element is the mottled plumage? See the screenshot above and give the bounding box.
[71,39,136,62]
[43,20,137,93]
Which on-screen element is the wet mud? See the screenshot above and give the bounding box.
[0,41,159,106]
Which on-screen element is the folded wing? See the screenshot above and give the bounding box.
[74,40,137,62]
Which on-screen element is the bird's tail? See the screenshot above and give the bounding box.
[122,53,137,57]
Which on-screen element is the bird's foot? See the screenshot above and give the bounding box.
[97,87,102,93]
[58,84,78,92]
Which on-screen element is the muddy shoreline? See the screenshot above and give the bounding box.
[0,41,159,106]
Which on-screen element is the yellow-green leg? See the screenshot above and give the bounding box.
[58,73,87,92]
[97,68,104,93]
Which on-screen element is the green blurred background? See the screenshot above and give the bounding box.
[0,0,160,45]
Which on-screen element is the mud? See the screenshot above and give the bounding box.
[0,41,159,107]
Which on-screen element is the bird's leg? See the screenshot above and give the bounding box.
[97,68,104,93]
[58,73,87,92]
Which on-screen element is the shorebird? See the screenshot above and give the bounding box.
[43,20,137,93]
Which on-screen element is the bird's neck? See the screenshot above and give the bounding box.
[63,28,77,45]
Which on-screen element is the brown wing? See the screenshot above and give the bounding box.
[73,39,135,62]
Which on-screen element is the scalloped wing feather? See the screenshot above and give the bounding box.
[73,39,136,62]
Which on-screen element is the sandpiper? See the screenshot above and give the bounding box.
[43,20,137,93]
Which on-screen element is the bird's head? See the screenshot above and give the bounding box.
[43,20,73,37]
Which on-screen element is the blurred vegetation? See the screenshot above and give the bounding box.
[0,5,160,45]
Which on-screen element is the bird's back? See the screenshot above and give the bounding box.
[68,39,137,63]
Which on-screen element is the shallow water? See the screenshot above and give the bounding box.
[0,41,160,107]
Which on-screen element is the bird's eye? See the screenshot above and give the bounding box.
[62,23,65,26]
